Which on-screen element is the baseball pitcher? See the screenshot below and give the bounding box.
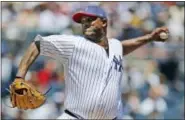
[8,5,169,119]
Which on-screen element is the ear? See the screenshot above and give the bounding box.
[103,23,107,27]
[102,19,107,27]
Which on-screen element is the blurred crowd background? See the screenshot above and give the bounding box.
[1,1,184,119]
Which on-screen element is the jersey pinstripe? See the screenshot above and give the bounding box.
[34,34,123,119]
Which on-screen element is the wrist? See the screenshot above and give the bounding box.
[146,34,153,42]
[14,76,24,82]
[16,76,23,79]
[16,72,25,79]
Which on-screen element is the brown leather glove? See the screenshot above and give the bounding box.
[9,78,46,110]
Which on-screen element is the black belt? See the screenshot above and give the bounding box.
[64,109,117,119]
[64,109,83,119]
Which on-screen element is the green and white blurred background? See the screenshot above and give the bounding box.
[1,2,184,119]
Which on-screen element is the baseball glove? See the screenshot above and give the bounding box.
[7,78,47,110]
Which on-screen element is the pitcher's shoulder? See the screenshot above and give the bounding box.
[109,38,122,46]
[56,34,85,40]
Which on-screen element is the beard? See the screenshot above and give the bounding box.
[83,26,105,43]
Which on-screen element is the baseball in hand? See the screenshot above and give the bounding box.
[160,32,168,40]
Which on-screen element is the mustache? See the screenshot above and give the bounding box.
[85,26,100,33]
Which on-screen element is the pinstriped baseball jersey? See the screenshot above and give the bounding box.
[34,34,123,119]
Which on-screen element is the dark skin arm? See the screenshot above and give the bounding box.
[16,42,40,79]
[122,27,169,56]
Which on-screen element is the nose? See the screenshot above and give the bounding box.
[91,20,99,26]
[91,18,103,28]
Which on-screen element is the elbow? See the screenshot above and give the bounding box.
[29,42,40,57]
[123,47,137,56]
[123,51,130,56]
[34,41,40,53]
[123,48,130,56]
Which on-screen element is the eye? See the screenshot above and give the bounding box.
[87,18,93,22]
[87,17,96,22]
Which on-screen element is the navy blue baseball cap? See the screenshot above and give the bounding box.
[72,5,108,23]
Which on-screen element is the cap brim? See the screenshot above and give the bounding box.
[72,12,98,23]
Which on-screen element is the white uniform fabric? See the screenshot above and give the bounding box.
[35,34,123,119]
